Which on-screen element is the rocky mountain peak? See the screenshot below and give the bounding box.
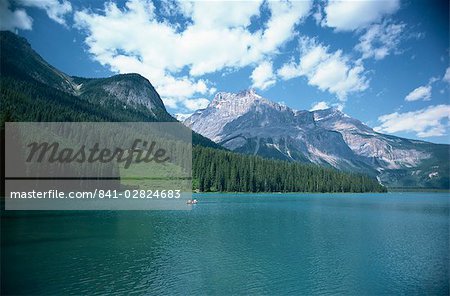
[211,88,263,103]
[236,88,259,97]
[312,107,346,121]
[208,89,273,116]
[184,89,448,189]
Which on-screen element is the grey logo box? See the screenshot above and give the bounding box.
[5,122,192,210]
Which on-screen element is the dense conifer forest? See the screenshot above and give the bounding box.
[0,78,386,193]
[0,30,386,193]
[193,147,385,192]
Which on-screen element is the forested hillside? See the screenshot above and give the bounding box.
[0,30,386,193]
[193,147,385,192]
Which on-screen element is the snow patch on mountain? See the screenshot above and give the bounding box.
[184,89,446,188]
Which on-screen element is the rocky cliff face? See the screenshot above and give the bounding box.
[312,108,428,169]
[1,31,171,121]
[184,90,449,188]
[73,74,167,118]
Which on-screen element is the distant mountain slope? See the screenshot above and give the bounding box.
[184,90,449,189]
[1,30,171,122]
[0,30,221,149]
[0,30,388,193]
[72,74,172,121]
[0,30,75,93]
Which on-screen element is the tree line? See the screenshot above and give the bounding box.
[1,75,386,193]
[193,146,386,193]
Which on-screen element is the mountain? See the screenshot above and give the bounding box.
[0,30,222,148]
[72,74,170,120]
[0,30,75,94]
[184,90,449,189]
[0,30,386,193]
[1,31,172,122]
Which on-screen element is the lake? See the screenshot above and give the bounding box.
[1,193,449,295]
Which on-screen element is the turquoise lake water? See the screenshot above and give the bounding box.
[1,193,449,295]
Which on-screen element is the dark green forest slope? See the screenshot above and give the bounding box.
[194,147,385,192]
[0,30,385,193]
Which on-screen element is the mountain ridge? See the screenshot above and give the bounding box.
[0,30,386,193]
[184,89,449,189]
[0,30,222,149]
[1,30,171,120]
[2,30,446,189]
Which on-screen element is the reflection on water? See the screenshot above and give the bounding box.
[1,193,449,295]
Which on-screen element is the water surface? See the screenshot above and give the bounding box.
[2,193,449,295]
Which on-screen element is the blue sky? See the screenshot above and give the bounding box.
[1,0,449,143]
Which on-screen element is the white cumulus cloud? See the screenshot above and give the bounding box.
[251,61,276,90]
[277,61,301,80]
[374,105,450,138]
[74,0,312,110]
[405,85,432,102]
[310,101,330,111]
[0,0,72,31]
[356,21,405,60]
[18,0,72,25]
[0,0,32,31]
[322,0,400,31]
[183,98,210,111]
[277,37,368,100]
[443,67,450,84]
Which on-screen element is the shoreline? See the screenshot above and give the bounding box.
[193,190,448,195]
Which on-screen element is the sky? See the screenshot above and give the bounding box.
[1,0,449,144]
